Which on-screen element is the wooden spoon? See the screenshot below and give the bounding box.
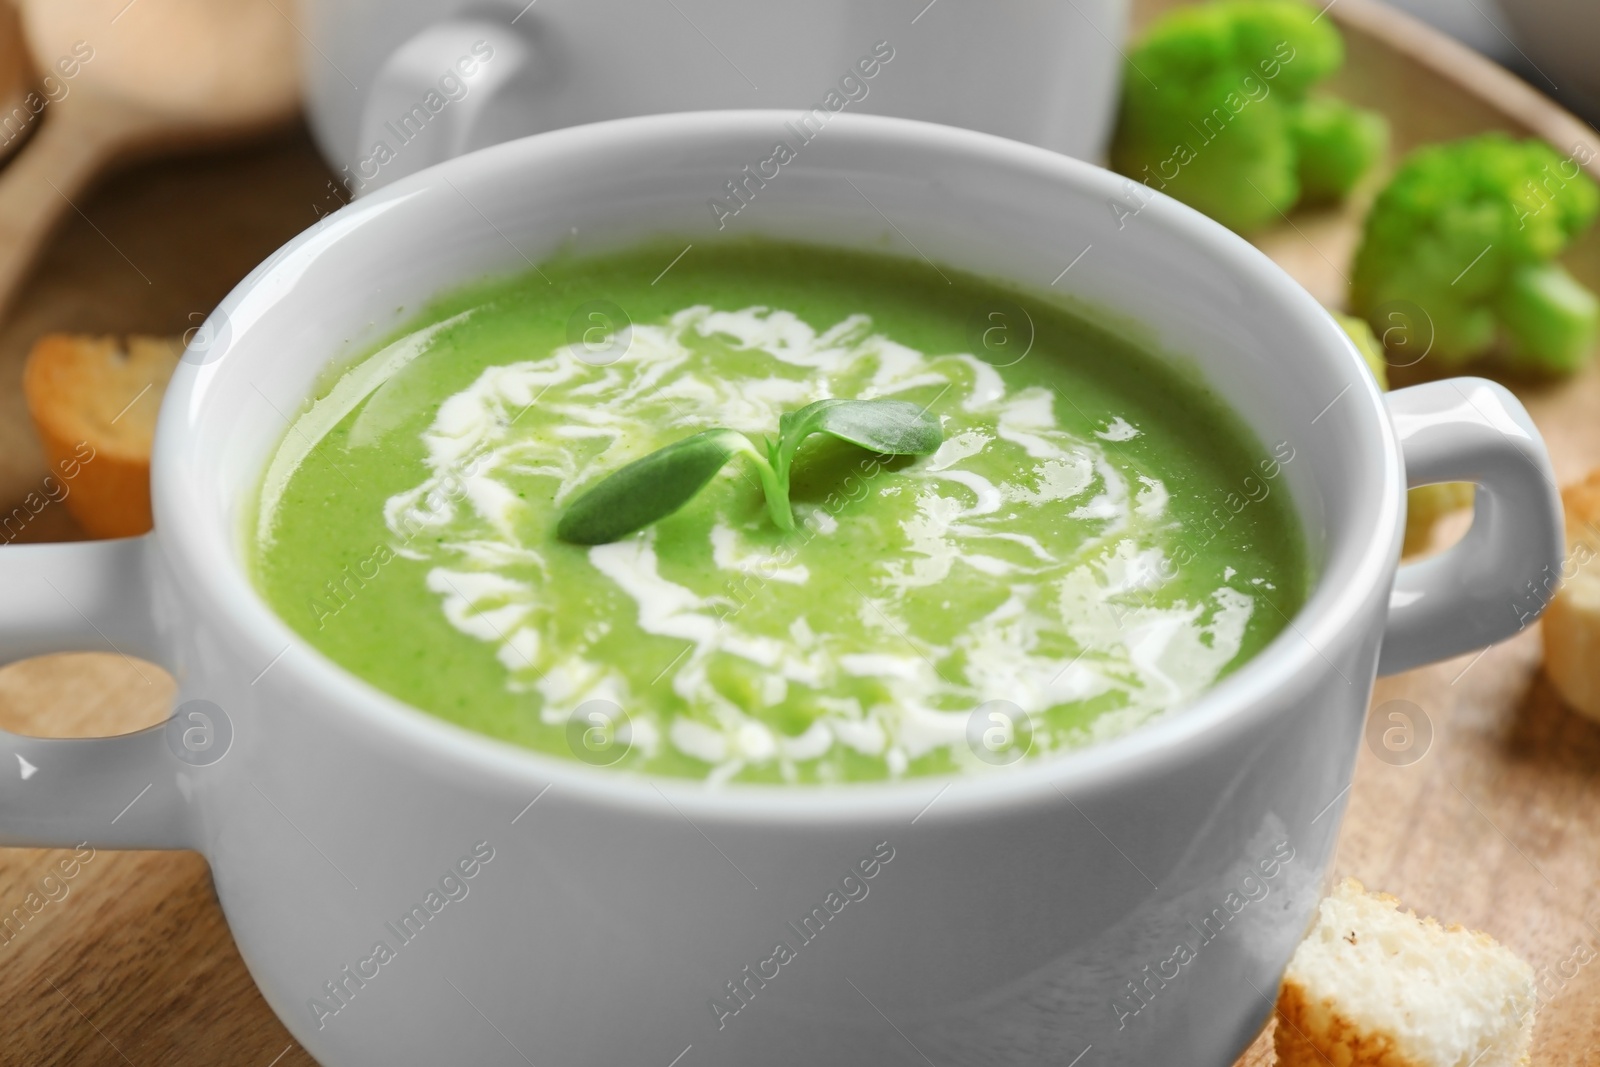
[0,3,39,169]
[0,0,301,315]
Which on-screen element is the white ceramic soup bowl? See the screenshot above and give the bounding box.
[298,0,1127,194]
[0,112,1562,1066]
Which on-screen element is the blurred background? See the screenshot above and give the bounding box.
[1388,0,1599,122]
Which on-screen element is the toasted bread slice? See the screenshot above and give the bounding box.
[1543,469,1600,721]
[22,334,179,538]
[1275,878,1535,1067]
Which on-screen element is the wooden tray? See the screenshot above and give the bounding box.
[2,2,1598,1063]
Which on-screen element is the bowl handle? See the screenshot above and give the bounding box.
[1379,378,1564,675]
[351,18,533,194]
[0,536,192,849]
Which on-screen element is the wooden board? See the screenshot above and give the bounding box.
[2,3,1599,1063]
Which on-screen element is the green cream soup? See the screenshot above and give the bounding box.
[252,241,1306,783]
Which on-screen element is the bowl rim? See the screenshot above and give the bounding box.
[154,108,1401,824]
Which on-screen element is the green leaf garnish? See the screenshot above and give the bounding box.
[554,429,766,544]
[556,398,942,544]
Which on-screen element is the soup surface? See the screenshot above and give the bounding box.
[253,241,1306,783]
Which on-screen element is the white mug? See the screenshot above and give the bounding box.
[0,111,1562,1065]
[297,0,1128,194]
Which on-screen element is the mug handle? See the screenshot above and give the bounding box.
[353,19,533,192]
[0,537,192,849]
[1379,377,1564,675]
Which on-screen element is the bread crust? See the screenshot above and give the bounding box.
[1275,975,1429,1067]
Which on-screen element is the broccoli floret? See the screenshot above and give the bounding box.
[1294,97,1388,204]
[1110,0,1386,233]
[1351,132,1600,374]
[1331,309,1474,555]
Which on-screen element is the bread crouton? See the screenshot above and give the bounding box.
[1542,469,1600,721]
[22,334,179,538]
[1275,878,1535,1067]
